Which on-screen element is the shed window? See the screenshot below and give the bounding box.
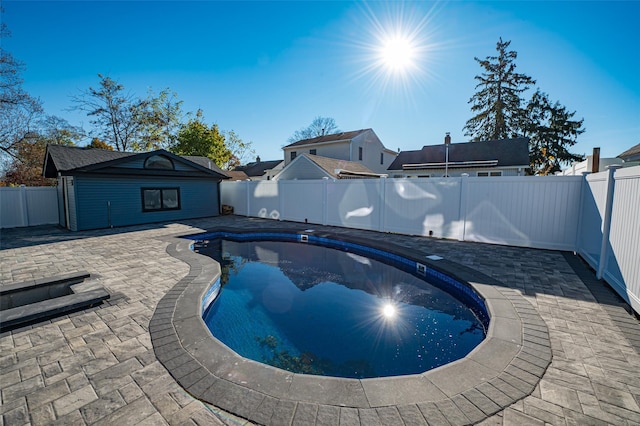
[144,155,174,170]
[142,188,180,212]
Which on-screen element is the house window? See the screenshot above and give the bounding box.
[290,151,297,161]
[380,153,384,165]
[358,147,363,161]
[477,171,503,177]
[144,155,174,170]
[142,188,180,212]
[310,149,316,155]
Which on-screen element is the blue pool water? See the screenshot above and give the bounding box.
[195,236,487,379]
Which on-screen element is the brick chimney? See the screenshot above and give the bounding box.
[445,132,451,145]
[256,155,261,163]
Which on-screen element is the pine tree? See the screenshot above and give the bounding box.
[464,38,535,141]
[523,90,585,175]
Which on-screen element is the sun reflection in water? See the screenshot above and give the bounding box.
[382,303,396,319]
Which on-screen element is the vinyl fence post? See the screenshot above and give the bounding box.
[19,185,29,227]
[322,177,329,226]
[379,176,386,232]
[459,174,469,241]
[245,180,251,217]
[597,165,622,279]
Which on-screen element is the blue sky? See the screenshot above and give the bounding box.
[4,1,639,163]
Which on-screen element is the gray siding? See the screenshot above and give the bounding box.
[73,176,219,231]
[276,157,329,180]
[284,142,350,166]
[57,178,65,227]
[66,177,78,231]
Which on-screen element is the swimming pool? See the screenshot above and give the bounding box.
[189,232,489,379]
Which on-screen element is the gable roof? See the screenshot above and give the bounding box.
[234,159,283,177]
[224,170,250,181]
[388,138,530,171]
[617,143,640,162]
[284,129,372,149]
[43,145,228,179]
[301,154,383,179]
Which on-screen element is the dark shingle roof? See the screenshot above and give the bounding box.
[43,145,228,179]
[181,156,228,175]
[617,143,640,161]
[234,160,283,177]
[284,129,372,148]
[224,170,250,181]
[43,145,133,177]
[388,138,530,170]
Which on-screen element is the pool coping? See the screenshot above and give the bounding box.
[151,226,552,424]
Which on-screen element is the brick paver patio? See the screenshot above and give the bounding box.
[1,216,639,425]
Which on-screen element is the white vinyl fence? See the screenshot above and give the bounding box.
[1,169,637,313]
[577,166,640,313]
[222,176,584,250]
[0,186,59,228]
[222,168,640,313]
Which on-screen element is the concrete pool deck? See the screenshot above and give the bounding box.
[1,216,639,425]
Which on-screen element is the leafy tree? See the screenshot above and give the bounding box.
[0,14,44,165]
[171,110,232,168]
[141,88,184,150]
[2,119,80,186]
[223,130,255,170]
[72,74,150,152]
[523,90,585,175]
[464,38,535,141]
[88,137,113,150]
[287,116,340,143]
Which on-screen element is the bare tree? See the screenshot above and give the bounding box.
[287,116,340,143]
[72,74,150,151]
[0,13,44,164]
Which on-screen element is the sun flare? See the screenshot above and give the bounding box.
[382,303,396,318]
[379,35,416,73]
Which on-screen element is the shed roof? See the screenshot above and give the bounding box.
[284,129,372,148]
[388,138,530,171]
[43,145,228,179]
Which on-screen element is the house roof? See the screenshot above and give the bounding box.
[43,145,228,179]
[284,129,372,149]
[224,170,250,181]
[617,143,640,162]
[303,154,383,179]
[388,138,530,171]
[234,159,283,177]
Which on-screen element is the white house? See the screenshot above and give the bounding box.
[282,128,397,175]
[388,136,530,178]
[273,154,384,180]
[557,144,640,176]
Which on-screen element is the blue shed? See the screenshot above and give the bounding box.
[43,145,229,231]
